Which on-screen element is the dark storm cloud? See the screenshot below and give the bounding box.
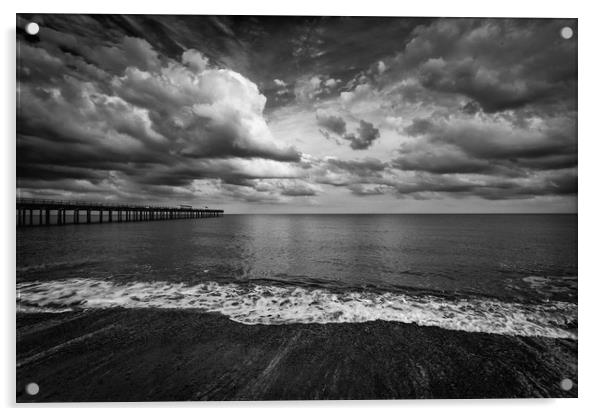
[386,18,577,113]
[311,136,576,200]
[343,120,381,150]
[396,114,577,178]
[360,18,578,204]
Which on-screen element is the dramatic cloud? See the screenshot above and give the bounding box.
[396,113,576,175]
[16,15,577,212]
[18,23,301,204]
[386,19,577,113]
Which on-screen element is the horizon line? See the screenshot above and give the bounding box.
[222,212,578,215]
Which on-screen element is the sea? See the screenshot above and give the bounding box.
[16,214,578,340]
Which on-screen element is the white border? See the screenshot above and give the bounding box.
[2,1,600,415]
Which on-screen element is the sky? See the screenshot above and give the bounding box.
[16,15,577,213]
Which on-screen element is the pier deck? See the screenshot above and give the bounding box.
[16,198,223,226]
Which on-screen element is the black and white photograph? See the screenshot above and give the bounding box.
[15,13,577,402]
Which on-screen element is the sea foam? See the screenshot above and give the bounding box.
[17,278,577,339]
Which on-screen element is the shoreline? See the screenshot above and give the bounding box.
[17,309,577,402]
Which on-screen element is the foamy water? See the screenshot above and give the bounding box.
[16,279,577,339]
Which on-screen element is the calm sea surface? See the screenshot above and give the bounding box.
[17,214,578,338]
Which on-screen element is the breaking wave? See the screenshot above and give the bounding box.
[16,279,577,339]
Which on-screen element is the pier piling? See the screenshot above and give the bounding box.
[16,198,224,227]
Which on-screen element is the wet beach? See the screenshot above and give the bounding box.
[17,309,577,402]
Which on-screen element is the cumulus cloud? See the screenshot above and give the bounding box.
[342,120,381,150]
[279,180,321,196]
[295,75,324,102]
[17,29,300,204]
[294,74,343,103]
[182,49,210,72]
[324,78,341,88]
[314,110,381,151]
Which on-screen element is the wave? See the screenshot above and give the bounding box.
[523,275,578,295]
[16,279,577,339]
[17,259,94,274]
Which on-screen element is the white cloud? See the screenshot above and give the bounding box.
[111,54,299,161]
[324,78,341,88]
[182,49,210,73]
[294,75,327,102]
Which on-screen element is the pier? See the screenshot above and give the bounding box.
[16,198,224,227]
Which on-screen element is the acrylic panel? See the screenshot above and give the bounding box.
[16,14,577,402]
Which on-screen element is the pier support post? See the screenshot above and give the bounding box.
[16,201,222,227]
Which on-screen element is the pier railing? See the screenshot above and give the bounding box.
[16,198,224,227]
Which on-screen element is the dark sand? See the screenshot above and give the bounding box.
[16,309,577,402]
